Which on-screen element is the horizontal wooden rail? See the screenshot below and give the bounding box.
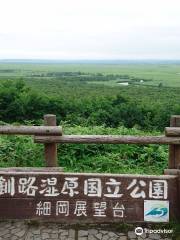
[165,127,180,137]
[34,135,180,144]
[0,126,62,136]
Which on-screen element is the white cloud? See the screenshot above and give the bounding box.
[0,0,180,59]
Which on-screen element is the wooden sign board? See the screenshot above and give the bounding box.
[0,170,178,223]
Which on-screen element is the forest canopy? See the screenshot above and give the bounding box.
[0,78,179,131]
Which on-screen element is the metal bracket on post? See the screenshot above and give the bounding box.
[44,114,58,167]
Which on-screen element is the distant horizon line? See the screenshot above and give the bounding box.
[1,58,180,60]
[0,59,180,63]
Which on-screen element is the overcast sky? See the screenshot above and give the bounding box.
[0,0,180,60]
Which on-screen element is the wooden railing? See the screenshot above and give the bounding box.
[0,114,180,222]
[0,114,180,171]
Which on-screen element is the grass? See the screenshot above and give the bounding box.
[0,63,180,87]
[0,62,177,173]
[0,125,168,175]
[0,63,178,175]
[0,62,179,230]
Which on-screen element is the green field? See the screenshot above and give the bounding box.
[0,62,179,175]
[0,62,180,87]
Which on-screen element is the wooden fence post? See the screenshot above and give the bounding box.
[168,115,180,169]
[44,114,58,167]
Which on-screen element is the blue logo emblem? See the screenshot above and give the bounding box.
[145,207,168,217]
[144,200,169,222]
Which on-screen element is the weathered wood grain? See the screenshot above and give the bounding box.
[44,115,58,167]
[34,135,180,144]
[0,167,64,172]
[168,116,180,169]
[0,171,178,223]
[0,126,62,136]
[164,169,180,175]
[0,198,144,222]
[165,127,180,136]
